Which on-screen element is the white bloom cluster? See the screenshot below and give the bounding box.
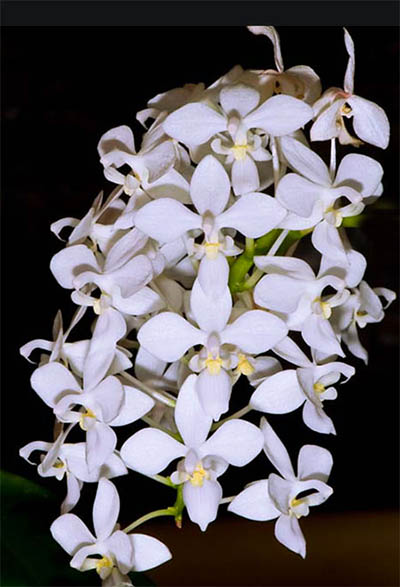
[19,25,395,583]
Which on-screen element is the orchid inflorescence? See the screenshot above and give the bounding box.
[20,25,395,584]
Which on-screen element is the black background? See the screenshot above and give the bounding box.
[2,22,399,555]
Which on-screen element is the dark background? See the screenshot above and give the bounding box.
[2,26,399,586]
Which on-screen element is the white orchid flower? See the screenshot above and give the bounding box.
[163,83,312,193]
[98,125,176,191]
[50,189,132,254]
[331,280,396,363]
[250,344,355,434]
[51,478,172,582]
[137,82,206,128]
[50,228,164,316]
[121,374,264,531]
[277,136,383,262]
[254,255,349,357]
[138,277,287,420]
[163,82,313,148]
[247,26,322,105]
[20,308,132,378]
[20,428,127,513]
[30,324,154,471]
[311,28,390,149]
[228,418,333,558]
[135,154,286,296]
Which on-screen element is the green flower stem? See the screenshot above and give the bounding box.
[173,484,185,528]
[228,236,257,293]
[253,228,282,255]
[141,415,182,442]
[123,507,177,534]
[330,137,336,180]
[211,405,252,431]
[220,495,235,504]
[242,268,264,290]
[229,227,313,294]
[122,372,176,408]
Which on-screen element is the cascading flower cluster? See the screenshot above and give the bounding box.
[20,25,395,584]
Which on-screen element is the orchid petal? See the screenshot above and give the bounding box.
[302,314,344,357]
[310,99,344,142]
[219,84,260,117]
[50,245,100,289]
[348,95,390,149]
[190,278,231,334]
[254,255,315,280]
[221,310,288,354]
[163,103,226,145]
[120,428,186,475]
[228,479,280,521]
[302,401,336,435]
[61,473,83,514]
[175,374,212,448]
[254,274,305,313]
[311,221,347,264]
[93,478,120,541]
[141,140,176,183]
[245,95,312,136]
[231,156,260,196]
[135,198,201,243]
[343,28,355,94]
[274,514,306,558]
[89,376,124,423]
[105,530,134,574]
[196,368,232,422]
[276,173,322,218]
[50,513,95,555]
[260,417,295,480]
[334,153,383,198]
[216,193,286,237]
[251,370,305,415]
[98,125,135,158]
[108,385,154,427]
[297,444,333,483]
[86,423,117,471]
[272,336,312,368]
[31,362,81,408]
[200,420,263,466]
[268,474,293,514]
[183,479,222,531]
[198,254,230,299]
[190,155,231,216]
[138,312,205,362]
[279,136,331,186]
[129,534,172,572]
[83,308,126,391]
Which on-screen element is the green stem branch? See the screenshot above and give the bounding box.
[123,508,176,534]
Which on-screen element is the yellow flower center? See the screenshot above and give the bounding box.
[79,408,96,430]
[205,354,223,375]
[95,556,113,575]
[314,298,332,320]
[313,382,325,394]
[189,463,210,487]
[236,354,255,376]
[340,103,352,116]
[53,459,65,469]
[204,242,221,260]
[325,206,343,227]
[289,497,305,519]
[231,143,250,161]
[290,497,303,508]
